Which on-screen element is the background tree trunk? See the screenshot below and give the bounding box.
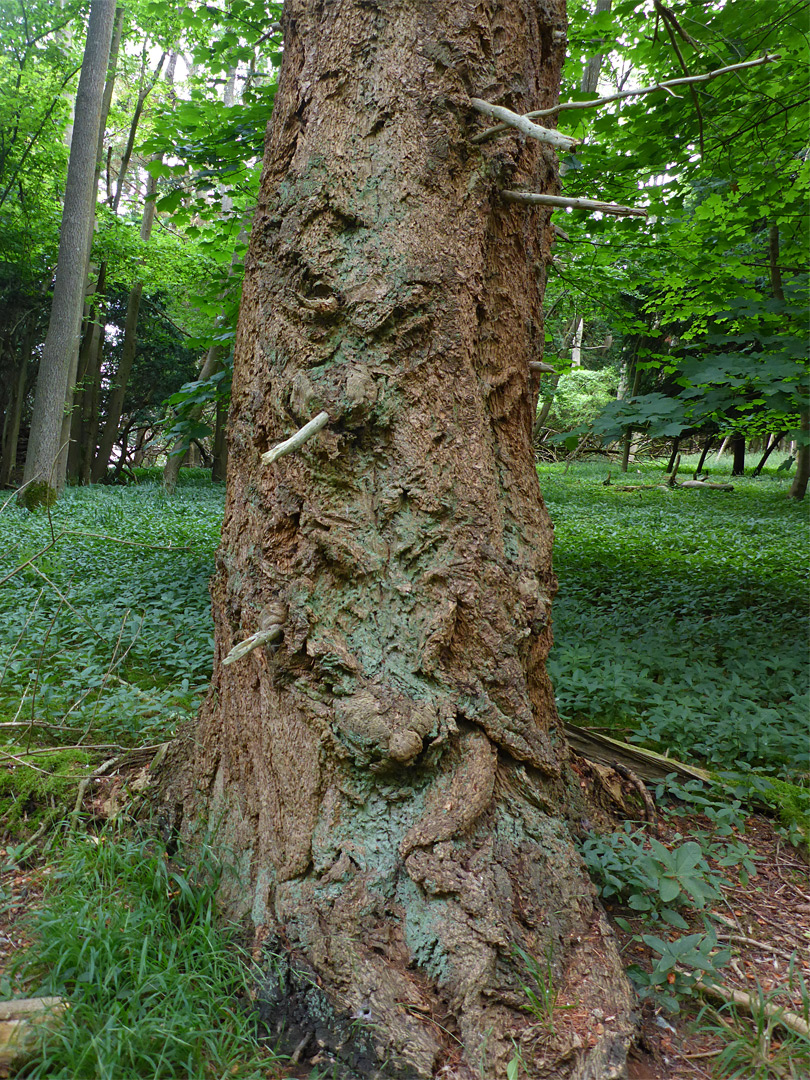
[22,0,116,498]
[163,3,633,1077]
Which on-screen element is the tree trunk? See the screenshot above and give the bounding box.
[664,436,680,473]
[752,432,784,477]
[159,3,633,1078]
[789,406,809,501]
[580,0,613,94]
[22,0,117,499]
[730,431,746,476]
[0,327,31,488]
[66,6,124,484]
[211,396,228,481]
[694,432,714,475]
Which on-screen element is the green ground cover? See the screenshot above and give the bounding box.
[540,457,809,783]
[0,457,806,785]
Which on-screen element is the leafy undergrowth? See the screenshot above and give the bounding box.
[540,457,809,798]
[0,470,221,760]
[0,460,807,1078]
[4,822,276,1079]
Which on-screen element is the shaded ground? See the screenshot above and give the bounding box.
[0,762,805,1079]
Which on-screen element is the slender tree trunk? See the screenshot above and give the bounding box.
[730,431,746,476]
[156,4,633,1077]
[664,435,680,473]
[67,5,124,484]
[694,433,714,475]
[22,0,117,499]
[752,432,784,477]
[93,45,179,481]
[211,396,228,481]
[580,0,613,94]
[0,328,31,487]
[789,405,809,500]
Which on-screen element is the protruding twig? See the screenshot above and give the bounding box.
[469,98,577,150]
[473,55,780,142]
[261,411,330,466]
[222,626,282,667]
[502,190,647,219]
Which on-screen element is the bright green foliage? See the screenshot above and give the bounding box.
[580,824,726,922]
[542,0,809,451]
[542,368,619,435]
[10,824,272,1078]
[541,459,809,778]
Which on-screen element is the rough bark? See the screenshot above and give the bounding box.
[161,3,633,1077]
[22,0,117,497]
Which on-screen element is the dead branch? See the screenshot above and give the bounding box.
[472,55,780,141]
[502,190,648,219]
[696,980,810,1040]
[469,98,577,150]
[261,411,330,466]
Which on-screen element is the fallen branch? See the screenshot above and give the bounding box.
[697,980,810,1040]
[613,761,660,836]
[261,411,330,466]
[502,190,647,219]
[679,480,734,490]
[470,98,577,150]
[0,997,67,1069]
[565,722,712,783]
[473,55,780,141]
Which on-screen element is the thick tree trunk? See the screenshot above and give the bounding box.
[163,3,633,1077]
[22,0,116,498]
[730,431,746,476]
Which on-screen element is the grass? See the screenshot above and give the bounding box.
[8,822,274,1079]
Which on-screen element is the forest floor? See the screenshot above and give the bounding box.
[0,765,805,1079]
[0,458,806,1077]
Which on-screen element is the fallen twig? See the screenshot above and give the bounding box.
[696,980,810,1040]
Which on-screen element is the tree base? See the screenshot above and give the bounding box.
[152,729,635,1080]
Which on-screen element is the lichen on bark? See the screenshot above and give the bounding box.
[158,1,636,1076]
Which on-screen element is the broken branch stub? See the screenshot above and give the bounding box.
[469,98,577,150]
[261,410,330,466]
[502,190,648,219]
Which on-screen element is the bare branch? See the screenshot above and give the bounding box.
[223,626,283,667]
[469,99,577,150]
[261,411,330,466]
[502,190,648,219]
[473,55,780,142]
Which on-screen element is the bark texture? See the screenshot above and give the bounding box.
[168,2,633,1076]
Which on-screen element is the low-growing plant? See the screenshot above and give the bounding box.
[512,942,573,1033]
[580,825,727,928]
[8,822,273,1078]
[625,926,730,1014]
